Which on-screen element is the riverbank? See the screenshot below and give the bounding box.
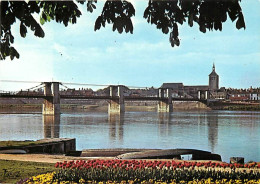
[209,101,260,111]
[213,104,260,111]
[1,101,260,112]
[0,101,210,112]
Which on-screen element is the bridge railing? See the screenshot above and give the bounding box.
[0,91,20,95]
[0,90,46,98]
[0,89,208,103]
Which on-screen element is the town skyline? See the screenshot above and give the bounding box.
[0,0,259,91]
[0,63,259,92]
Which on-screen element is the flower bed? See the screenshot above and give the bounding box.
[22,159,260,184]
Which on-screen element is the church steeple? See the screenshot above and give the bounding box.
[209,63,219,91]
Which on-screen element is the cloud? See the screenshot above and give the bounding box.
[1,0,259,90]
[0,45,54,91]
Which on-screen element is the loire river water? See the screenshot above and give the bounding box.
[0,110,259,162]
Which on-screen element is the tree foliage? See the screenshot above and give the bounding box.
[0,0,245,61]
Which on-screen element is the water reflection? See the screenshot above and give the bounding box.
[1,110,258,162]
[158,112,171,136]
[43,115,60,138]
[108,113,124,144]
[206,112,218,153]
[40,111,223,156]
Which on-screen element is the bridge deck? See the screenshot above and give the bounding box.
[0,94,206,103]
[0,94,47,98]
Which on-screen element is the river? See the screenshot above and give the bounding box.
[0,110,259,162]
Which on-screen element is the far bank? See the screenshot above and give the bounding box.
[0,100,260,112]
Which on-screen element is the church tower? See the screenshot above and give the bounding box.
[209,63,219,91]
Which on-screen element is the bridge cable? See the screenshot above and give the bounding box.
[0,80,155,89]
[0,80,43,84]
[61,82,153,89]
[60,83,69,89]
[23,83,44,91]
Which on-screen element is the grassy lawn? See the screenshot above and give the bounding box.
[0,141,37,148]
[0,159,57,183]
[0,139,64,148]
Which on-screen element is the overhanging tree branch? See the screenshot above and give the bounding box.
[0,0,245,61]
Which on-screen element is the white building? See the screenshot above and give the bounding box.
[250,93,260,101]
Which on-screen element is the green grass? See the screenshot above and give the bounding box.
[223,105,260,111]
[0,160,57,183]
[0,139,61,148]
[0,141,38,148]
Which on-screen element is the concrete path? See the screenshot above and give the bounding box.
[0,154,113,163]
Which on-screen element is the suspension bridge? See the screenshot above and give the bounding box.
[0,80,209,115]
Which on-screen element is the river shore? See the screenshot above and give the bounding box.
[1,101,260,112]
[0,103,208,112]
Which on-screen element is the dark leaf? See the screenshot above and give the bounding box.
[221,12,227,22]
[172,23,179,38]
[11,47,20,59]
[129,19,133,34]
[10,34,14,44]
[125,24,130,33]
[219,23,222,31]
[227,10,237,22]
[94,16,102,31]
[112,22,116,32]
[199,24,206,33]
[162,26,169,34]
[169,32,175,47]
[42,12,47,21]
[76,0,86,5]
[87,5,93,13]
[72,16,76,24]
[143,8,149,19]
[117,24,123,34]
[236,13,245,30]
[10,54,14,60]
[126,2,135,17]
[34,22,45,37]
[20,23,27,38]
[101,20,105,27]
[188,13,193,27]
[175,37,180,46]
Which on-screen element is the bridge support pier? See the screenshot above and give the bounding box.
[158,88,173,112]
[42,82,60,115]
[198,90,210,100]
[108,85,125,114]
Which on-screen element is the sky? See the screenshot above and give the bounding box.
[0,0,260,91]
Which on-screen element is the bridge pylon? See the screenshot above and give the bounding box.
[108,85,125,114]
[158,88,173,112]
[42,82,60,115]
[198,90,210,100]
